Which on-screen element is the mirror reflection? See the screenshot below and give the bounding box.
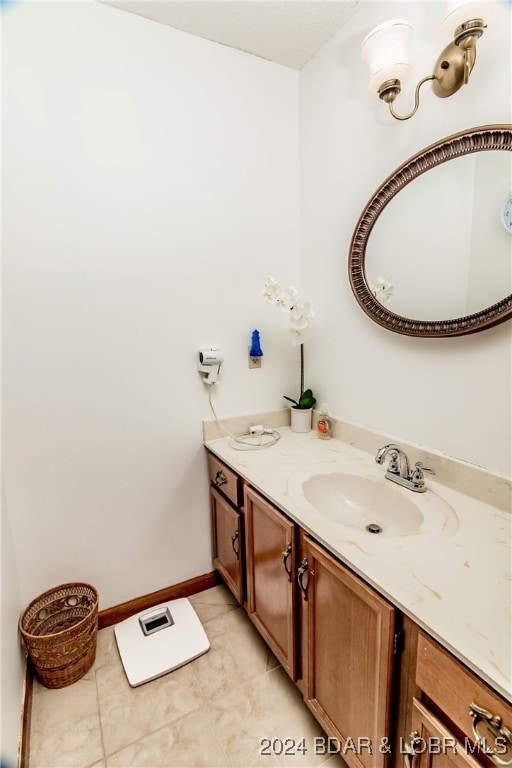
[366,152,512,321]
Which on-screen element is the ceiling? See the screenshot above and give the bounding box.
[98,0,361,70]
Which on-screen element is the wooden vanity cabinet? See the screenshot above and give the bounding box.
[205,451,511,768]
[207,453,244,604]
[411,632,512,768]
[300,535,397,768]
[244,485,297,679]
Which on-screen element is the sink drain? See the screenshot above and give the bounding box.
[366,523,382,534]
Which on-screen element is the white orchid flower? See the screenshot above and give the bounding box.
[370,276,394,304]
[276,287,298,312]
[288,326,308,345]
[261,276,314,344]
[262,276,280,305]
[290,299,314,325]
[290,314,310,330]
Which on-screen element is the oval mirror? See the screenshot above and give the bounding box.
[349,125,512,337]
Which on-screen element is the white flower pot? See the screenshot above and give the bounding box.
[290,407,312,433]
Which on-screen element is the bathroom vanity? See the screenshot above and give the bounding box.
[205,424,511,768]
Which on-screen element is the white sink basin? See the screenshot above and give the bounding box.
[288,464,458,542]
[302,472,423,537]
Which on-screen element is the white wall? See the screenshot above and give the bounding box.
[0,488,26,767]
[300,0,512,475]
[2,0,300,614]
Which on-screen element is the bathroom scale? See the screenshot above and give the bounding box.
[114,598,210,686]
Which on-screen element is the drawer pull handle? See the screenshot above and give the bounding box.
[215,470,227,487]
[469,702,512,766]
[282,544,292,581]
[403,731,421,768]
[231,531,239,558]
[297,558,309,601]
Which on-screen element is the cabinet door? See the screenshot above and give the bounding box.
[245,486,296,680]
[302,537,395,768]
[408,698,483,768]
[210,487,243,604]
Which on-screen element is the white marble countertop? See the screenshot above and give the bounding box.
[205,427,512,703]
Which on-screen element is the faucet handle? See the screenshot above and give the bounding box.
[414,461,435,475]
[412,462,435,485]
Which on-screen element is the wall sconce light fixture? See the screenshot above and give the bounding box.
[361,1,496,121]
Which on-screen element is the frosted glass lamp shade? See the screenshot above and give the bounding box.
[442,0,496,35]
[361,20,413,94]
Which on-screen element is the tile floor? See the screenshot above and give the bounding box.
[28,585,347,768]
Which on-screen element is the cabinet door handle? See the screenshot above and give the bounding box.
[403,731,421,768]
[282,544,292,581]
[297,558,309,601]
[231,531,239,558]
[215,470,227,487]
[469,702,512,765]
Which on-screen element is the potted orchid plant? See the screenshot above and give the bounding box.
[263,276,316,432]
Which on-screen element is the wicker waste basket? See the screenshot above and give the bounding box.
[19,582,98,689]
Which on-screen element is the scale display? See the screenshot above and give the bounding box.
[139,607,174,636]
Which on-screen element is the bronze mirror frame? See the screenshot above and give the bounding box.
[348,125,512,337]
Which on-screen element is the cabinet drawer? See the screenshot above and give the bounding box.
[416,631,512,760]
[207,453,243,508]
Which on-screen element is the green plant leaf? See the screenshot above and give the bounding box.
[298,389,316,409]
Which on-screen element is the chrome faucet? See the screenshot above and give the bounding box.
[375,443,435,493]
[375,443,410,478]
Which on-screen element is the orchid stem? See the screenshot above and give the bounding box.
[300,343,304,398]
